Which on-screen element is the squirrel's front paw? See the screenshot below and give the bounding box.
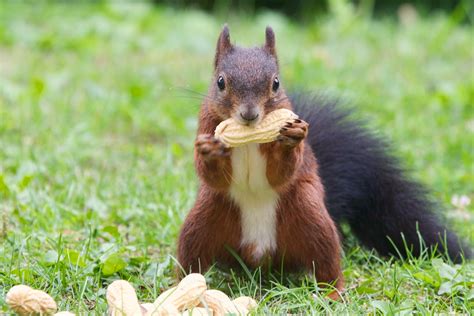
[196,134,231,160]
[277,119,308,147]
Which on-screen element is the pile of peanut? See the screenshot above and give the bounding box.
[5,274,257,315]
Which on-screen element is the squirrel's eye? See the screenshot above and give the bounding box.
[272,77,280,92]
[217,76,225,90]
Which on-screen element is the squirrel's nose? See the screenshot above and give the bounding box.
[240,112,259,122]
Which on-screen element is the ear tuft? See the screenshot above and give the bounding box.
[264,26,276,56]
[214,24,232,68]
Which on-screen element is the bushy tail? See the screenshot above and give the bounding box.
[292,93,472,262]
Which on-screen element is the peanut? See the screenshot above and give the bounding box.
[144,303,179,316]
[232,296,257,311]
[151,274,206,312]
[181,307,213,316]
[199,290,247,316]
[150,286,177,308]
[6,284,58,315]
[214,108,298,147]
[106,280,142,316]
[140,303,155,314]
[6,274,258,316]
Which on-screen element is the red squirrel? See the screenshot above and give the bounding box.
[177,26,344,296]
[178,25,471,296]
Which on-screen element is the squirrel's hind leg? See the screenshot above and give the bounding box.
[177,189,241,275]
[276,182,345,298]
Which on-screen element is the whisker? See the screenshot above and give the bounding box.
[173,94,205,101]
[169,86,223,104]
[268,96,290,107]
[173,86,209,98]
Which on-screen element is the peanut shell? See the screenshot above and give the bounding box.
[6,285,58,315]
[232,296,257,311]
[151,274,206,312]
[214,108,298,147]
[199,290,247,316]
[106,280,142,316]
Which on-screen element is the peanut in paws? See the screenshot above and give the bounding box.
[214,108,299,147]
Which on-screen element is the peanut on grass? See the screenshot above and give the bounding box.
[232,296,257,311]
[142,302,179,316]
[199,290,248,316]
[6,273,257,316]
[140,303,155,314]
[214,108,298,147]
[6,284,58,315]
[181,307,213,316]
[106,280,142,316]
[151,273,207,313]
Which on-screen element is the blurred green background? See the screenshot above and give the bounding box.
[0,0,473,314]
[157,0,467,20]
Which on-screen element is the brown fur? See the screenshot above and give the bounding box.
[178,26,344,297]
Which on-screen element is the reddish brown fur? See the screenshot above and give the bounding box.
[194,109,233,191]
[178,26,344,298]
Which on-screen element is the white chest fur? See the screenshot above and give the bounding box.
[229,144,279,260]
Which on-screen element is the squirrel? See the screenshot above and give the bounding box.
[178,25,471,293]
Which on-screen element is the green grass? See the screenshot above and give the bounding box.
[0,1,473,314]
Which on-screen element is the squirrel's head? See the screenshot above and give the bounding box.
[207,25,289,125]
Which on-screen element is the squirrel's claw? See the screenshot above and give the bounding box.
[278,119,308,147]
[196,134,230,159]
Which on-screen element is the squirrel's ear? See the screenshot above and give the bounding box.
[215,24,232,68]
[264,26,276,57]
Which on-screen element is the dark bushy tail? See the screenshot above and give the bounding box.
[292,93,472,262]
